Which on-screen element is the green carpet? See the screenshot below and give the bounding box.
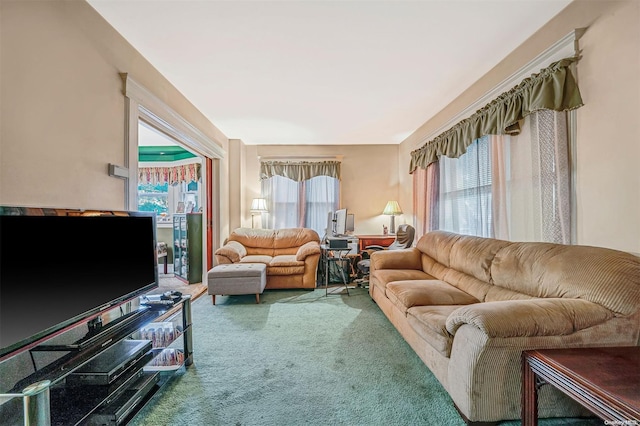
[129,287,602,426]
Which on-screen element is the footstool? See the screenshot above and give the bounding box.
[207,263,267,305]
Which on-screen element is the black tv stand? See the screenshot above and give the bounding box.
[0,295,193,426]
[29,308,156,354]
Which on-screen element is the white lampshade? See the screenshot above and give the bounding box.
[382,201,402,216]
[382,201,402,235]
[250,198,268,213]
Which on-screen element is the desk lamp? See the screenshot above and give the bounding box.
[250,198,268,228]
[383,201,402,234]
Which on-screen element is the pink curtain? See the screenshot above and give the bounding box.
[138,163,201,185]
[412,162,439,239]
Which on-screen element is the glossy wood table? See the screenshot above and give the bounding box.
[356,235,396,251]
[522,347,640,425]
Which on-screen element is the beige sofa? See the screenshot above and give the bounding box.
[369,230,640,424]
[214,227,321,289]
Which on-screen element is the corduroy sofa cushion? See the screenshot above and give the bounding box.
[368,230,640,423]
[386,280,479,314]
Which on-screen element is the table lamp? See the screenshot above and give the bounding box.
[250,198,268,228]
[382,201,402,234]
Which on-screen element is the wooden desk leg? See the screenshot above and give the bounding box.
[522,354,538,426]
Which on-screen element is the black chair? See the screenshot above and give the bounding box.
[356,224,415,283]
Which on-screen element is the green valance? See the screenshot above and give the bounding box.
[260,160,341,182]
[409,57,583,173]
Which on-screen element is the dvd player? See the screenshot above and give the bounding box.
[327,237,349,249]
[67,340,152,386]
[87,371,160,425]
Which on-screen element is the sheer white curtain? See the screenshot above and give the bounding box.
[262,175,339,236]
[494,109,571,243]
[262,175,301,229]
[303,176,340,236]
[429,110,571,243]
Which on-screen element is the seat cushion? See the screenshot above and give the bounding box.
[240,255,273,264]
[370,269,434,295]
[270,255,304,267]
[386,280,479,314]
[267,255,305,275]
[407,305,460,357]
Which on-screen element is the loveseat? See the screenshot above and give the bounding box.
[368,230,640,424]
[214,227,321,289]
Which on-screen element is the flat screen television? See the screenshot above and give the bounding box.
[0,206,158,359]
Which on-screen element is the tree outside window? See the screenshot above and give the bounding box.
[138,182,170,223]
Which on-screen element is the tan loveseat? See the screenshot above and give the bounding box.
[214,227,321,289]
[369,230,640,424]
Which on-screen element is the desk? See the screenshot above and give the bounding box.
[320,245,351,296]
[522,347,640,425]
[357,235,396,251]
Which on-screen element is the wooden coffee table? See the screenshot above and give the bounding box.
[522,347,640,425]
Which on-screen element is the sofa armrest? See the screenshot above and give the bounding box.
[296,241,321,261]
[214,240,247,263]
[445,298,614,338]
[370,248,422,271]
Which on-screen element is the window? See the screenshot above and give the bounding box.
[137,180,202,225]
[416,110,571,243]
[303,176,340,235]
[262,175,340,236]
[269,175,301,229]
[138,182,170,223]
[439,136,492,237]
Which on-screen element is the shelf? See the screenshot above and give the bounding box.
[173,213,202,283]
[135,321,183,349]
[0,295,193,426]
[144,348,185,372]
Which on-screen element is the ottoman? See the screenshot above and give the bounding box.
[207,263,267,305]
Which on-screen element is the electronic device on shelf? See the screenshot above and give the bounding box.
[346,213,355,233]
[140,292,182,309]
[327,237,349,250]
[66,339,153,386]
[0,206,159,360]
[0,206,193,426]
[325,208,353,239]
[334,208,348,236]
[87,371,160,426]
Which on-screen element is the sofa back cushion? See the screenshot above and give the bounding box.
[416,231,460,267]
[228,227,320,256]
[449,234,511,282]
[491,243,640,316]
[273,228,320,255]
[416,231,640,314]
[418,231,512,299]
[228,228,276,255]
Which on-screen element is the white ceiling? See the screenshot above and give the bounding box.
[88,0,573,146]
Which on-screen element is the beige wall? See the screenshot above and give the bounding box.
[399,0,640,253]
[3,1,637,253]
[1,0,230,246]
[242,145,401,235]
